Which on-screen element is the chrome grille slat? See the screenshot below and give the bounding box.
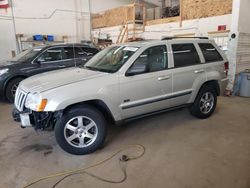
[14,88,27,112]
[17,93,23,108]
[15,89,21,105]
[20,95,26,111]
[19,94,25,108]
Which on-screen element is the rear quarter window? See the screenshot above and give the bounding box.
[172,43,201,68]
[198,43,223,62]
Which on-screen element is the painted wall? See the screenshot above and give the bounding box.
[92,14,232,42]
[0,0,91,62]
[237,0,250,33]
[144,14,232,39]
[225,0,250,91]
[90,0,134,13]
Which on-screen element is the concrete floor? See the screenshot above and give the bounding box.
[0,96,250,188]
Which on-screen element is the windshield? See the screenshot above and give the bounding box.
[10,47,43,62]
[83,46,139,73]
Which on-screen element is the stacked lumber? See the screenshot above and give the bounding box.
[182,0,232,20]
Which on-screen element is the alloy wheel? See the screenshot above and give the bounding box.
[199,92,214,114]
[64,116,98,148]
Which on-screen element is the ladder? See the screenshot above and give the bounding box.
[116,3,146,44]
[116,20,145,44]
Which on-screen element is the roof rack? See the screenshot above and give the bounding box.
[162,36,209,40]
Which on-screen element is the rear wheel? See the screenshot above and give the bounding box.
[5,77,24,103]
[189,85,217,119]
[55,105,107,155]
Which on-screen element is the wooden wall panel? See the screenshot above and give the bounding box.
[182,0,232,20]
[92,5,134,29]
[146,16,180,25]
[92,0,232,28]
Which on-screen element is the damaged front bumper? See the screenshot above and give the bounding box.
[12,108,62,130]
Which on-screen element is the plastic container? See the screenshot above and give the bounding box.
[240,69,250,97]
[47,35,54,41]
[33,35,43,41]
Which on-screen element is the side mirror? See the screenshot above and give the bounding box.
[126,63,147,76]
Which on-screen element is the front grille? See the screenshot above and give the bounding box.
[15,88,27,112]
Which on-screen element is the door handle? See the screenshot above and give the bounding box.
[58,65,66,68]
[194,69,205,74]
[81,58,87,61]
[158,75,170,81]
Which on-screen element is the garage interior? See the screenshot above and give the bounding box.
[0,0,250,188]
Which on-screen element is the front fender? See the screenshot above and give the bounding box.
[41,79,122,121]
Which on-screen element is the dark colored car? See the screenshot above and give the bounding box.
[0,44,99,103]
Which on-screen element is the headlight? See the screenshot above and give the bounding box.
[0,68,9,76]
[25,92,47,111]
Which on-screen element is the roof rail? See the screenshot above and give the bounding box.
[162,36,209,40]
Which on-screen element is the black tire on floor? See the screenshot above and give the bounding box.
[188,85,217,119]
[55,105,107,155]
[5,77,24,103]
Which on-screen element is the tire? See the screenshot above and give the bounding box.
[55,105,107,155]
[189,85,217,119]
[5,77,24,103]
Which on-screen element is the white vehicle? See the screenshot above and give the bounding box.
[13,37,229,155]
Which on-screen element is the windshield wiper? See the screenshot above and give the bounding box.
[84,66,101,71]
[84,66,113,73]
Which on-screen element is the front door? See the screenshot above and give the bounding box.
[36,47,68,71]
[119,45,173,119]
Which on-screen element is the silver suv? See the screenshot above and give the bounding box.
[13,37,229,155]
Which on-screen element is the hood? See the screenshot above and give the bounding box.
[19,67,108,93]
[0,61,27,69]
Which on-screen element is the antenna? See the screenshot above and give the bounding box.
[73,43,77,67]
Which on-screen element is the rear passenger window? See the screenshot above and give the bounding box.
[83,47,99,56]
[75,47,87,58]
[172,44,200,67]
[199,43,223,62]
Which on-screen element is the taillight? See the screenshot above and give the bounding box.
[224,62,229,76]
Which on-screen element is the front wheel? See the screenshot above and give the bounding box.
[6,77,23,103]
[55,105,107,155]
[189,85,217,119]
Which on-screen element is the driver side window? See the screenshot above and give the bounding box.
[127,45,168,75]
[37,47,63,63]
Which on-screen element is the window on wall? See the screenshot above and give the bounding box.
[199,43,223,62]
[172,43,200,67]
[212,36,229,53]
[208,31,229,54]
[130,45,168,73]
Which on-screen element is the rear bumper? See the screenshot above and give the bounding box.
[220,78,229,95]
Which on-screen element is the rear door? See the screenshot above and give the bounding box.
[198,42,227,78]
[119,45,173,119]
[63,46,77,67]
[81,47,99,65]
[169,42,206,106]
[63,46,95,67]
